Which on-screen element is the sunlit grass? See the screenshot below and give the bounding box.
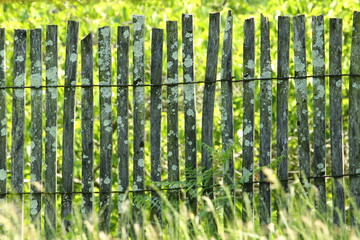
[0,169,359,239]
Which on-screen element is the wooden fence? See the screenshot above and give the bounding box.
[1,10,360,238]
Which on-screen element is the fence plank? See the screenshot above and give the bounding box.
[0,28,6,199]
[259,14,272,226]
[277,16,290,192]
[349,11,360,226]
[150,28,163,223]
[329,18,345,225]
[12,29,26,238]
[220,10,234,223]
[201,12,220,198]
[312,15,327,213]
[99,26,113,233]
[166,20,180,210]
[81,33,94,218]
[117,25,130,236]
[293,15,311,182]
[61,20,79,230]
[242,17,255,222]
[132,15,145,231]
[30,28,43,228]
[45,25,58,239]
[182,13,197,214]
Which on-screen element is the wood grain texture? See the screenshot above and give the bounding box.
[30,28,43,228]
[166,21,180,210]
[220,10,234,223]
[99,26,113,233]
[259,14,272,226]
[329,18,345,225]
[349,11,360,227]
[117,25,130,237]
[150,28,163,223]
[12,29,26,239]
[132,15,145,235]
[312,15,326,213]
[81,33,94,218]
[293,15,310,183]
[182,13,197,214]
[277,16,290,192]
[45,25,58,239]
[61,20,79,231]
[201,12,220,199]
[0,28,6,199]
[242,18,255,222]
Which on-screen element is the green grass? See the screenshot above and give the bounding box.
[0,170,359,239]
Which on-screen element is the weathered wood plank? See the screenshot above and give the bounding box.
[259,14,272,226]
[220,10,234,223]
[201,12,220,237]
[61,20,79,230]
[182,13,197,214]
[329,18,345,225]
[117,25,130,236]
[277,16,290,192]
[12,29,26,238]
[242,17,255,222]
[293,15,310,182]
[349,11,360,227]
[99,26,113,233]
[201,12,220,198]
[312,15,326,213]
[81,33,94,218]
[166,20,180,210]
[150,28,163,223]
[0,28,6,199]
[45,24,58,239]
[132,15,145,231]
[30,28,43,228]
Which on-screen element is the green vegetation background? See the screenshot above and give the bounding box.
[0,0,358,235]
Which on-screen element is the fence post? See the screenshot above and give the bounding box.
[259,14,272,227]
[150,27,163,225]
[30,28,43,230]
[0,28,6,200]
[201,12,220,199]
[81,33,94,219]
[293,15,310,185]
[242,17,255,222]
[312,15,327,213]
[220,10,234,224]
[201,12,220,237]
[12,29,26,238]
[329,17,345,225]
[45,24,58,239]
[349,11,360,227]
[132,15,145,237]
[99,26,113,233]
[182,13,197,215]
[117,25,130,237]
[61,20,79,231]
[277,16,290,193]
[166,20,180,212]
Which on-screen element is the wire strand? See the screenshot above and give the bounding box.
[0,73,359,90]
[0,172,358,196]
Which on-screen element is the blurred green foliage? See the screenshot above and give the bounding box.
[0,0,358,235]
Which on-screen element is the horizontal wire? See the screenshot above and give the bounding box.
[0,73,358,90]
[0,172,358,196]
